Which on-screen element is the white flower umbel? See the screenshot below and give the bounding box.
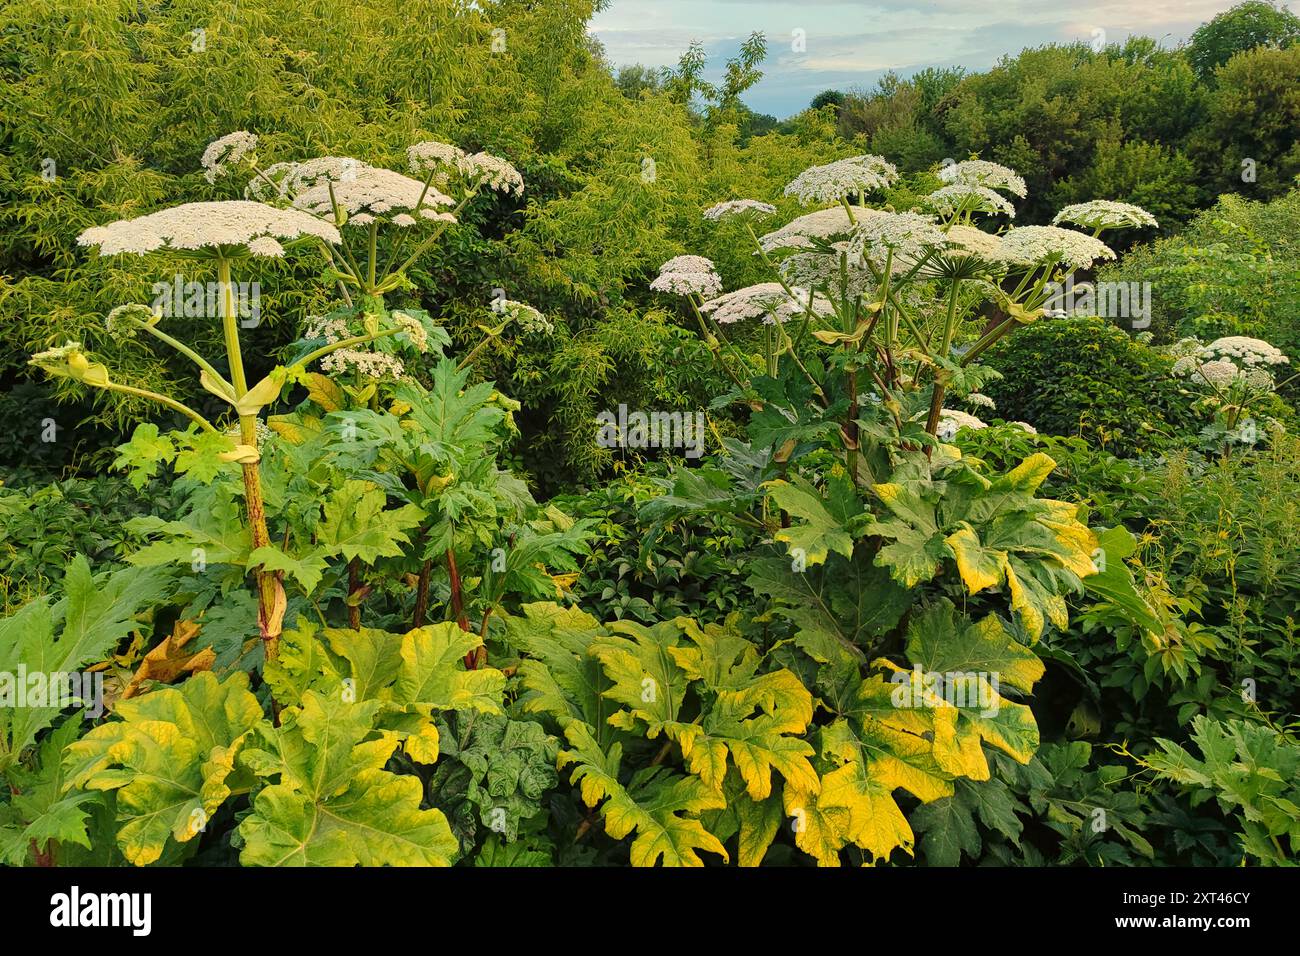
[244,161,296,202]
[650,255,723,297]
[1194,358,1242,389]
[407,140,468,181]
[273,157,372,198]
[202,131,259,183]
[926,183,1016,219]
[998,226,1115,270]
[1052,200,1158,232]
[1239,366,1277,391]
[965,392,996,410]
[941,224,1006,262]
[758,206,882,252]
[30,341,84,364]
[104,304,155,338]
[246,237,285,257]
[783,155,898,205]
[491,297,554,336]
[703,199,777,221]
[391,311,431,352]
[303,313,411,378]
[321,348,405,379]
[458,152,525,196]
[78,200,340,255]
[1203,336,1289,367]
[938,160,1028,198]
[936,408,988,440]
[848,211,948,272]
[1055,200,1159,231]
[293,166,456,227]
[700,283,833,325]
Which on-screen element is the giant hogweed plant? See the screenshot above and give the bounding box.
[643,157,1162,634]
[26,132,534,663]
[2,133,588,865]
[1164,333,1296,452]
[529,157,1169,864]
[253,353,592,655]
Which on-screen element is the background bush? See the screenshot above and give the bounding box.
[981,317,1202,455]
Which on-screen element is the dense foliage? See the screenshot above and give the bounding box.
[981,317,1201,456]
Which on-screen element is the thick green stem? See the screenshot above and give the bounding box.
[960,313,1019,368]
[845,297,860,483]
[688,298,750,394]
[456,333,497,372]
[347,558,363,630]
[925,280,964,447]
[218,256,284,661]
[367,222,378,291]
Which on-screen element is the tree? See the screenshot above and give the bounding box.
[809,89,846,112]
[1193,45,1300,198]
[615,64,664,100]
[1187,1,1300,80]
[1050,129,1203,228]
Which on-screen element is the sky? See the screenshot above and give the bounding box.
[589,0,1258,118]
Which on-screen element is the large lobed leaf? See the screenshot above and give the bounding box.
[239,689,458,866]
[0,557,173,770]
[63,671,261,866]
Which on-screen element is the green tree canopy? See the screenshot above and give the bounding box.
[1187,1,1300,80]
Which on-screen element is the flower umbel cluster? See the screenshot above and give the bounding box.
[78,201,341,256]
[849,211,948,271]
[940,224,1006,262]
[650,255,723,297]
[1202,336,1290,367]
[202,131,259,184]
[997,226,1116,270]
[777,244,874,297]
[758,206,880,252]
[937,408,988,440]
[303,310,432,379]
[459,152,525,196]
[491,298,554,336]
[703,199,777,221]
[938,160,1028,198]
[391,311,431,351]
[104,304,157,338]
[406,141,467,182]
[1171,335,1289,394]
[700,283,833,325]
[784,155,898,205]
[293,166,456,227]
[1052,200,1158,232]
[926,184,1016,219]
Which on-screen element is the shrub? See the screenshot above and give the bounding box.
[1097,188,1300,383]
[981,317,1200,455]
[0,474,179,613]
